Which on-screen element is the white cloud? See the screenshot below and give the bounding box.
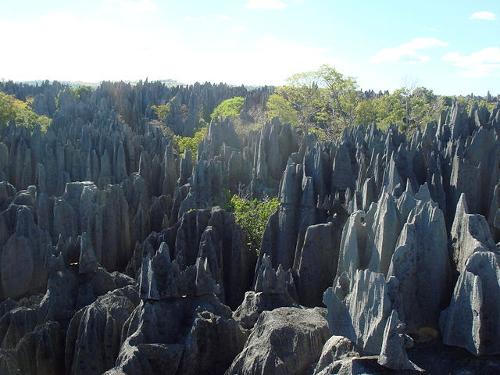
[215,14,231,21]
[443,48,500,77]
[0,6,344,86]
[470,11,496,21]
[370,37,448,64]
[184,15,208,22]
[184,14,231,22]
[0,8,179,82]
[231,25,248,33]
[246,0,288,10]
[173,36,344,85]
[104,0,157,14]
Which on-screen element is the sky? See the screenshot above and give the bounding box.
[0,0,499,95]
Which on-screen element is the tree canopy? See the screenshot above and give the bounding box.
[0,92,51,132]
[265,64,496,137]
[211,96,245,121]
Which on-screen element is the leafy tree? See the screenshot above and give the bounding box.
[354,99,378,126]
[226,195,279,255]
[69,85,93,100]
[211,96,244,121]
[174,125,207,160]
[276,71,324,135]
[354,86,443,132]
[316,64,360,131]
[0,92,51,132]
[151,103,171,120]
[265,93,298,126]
[273,65,361,137]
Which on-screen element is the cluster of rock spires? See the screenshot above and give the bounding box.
[0,81,499,374]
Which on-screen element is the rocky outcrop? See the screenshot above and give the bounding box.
[65,286,140,375]
[313,335,359,375]
[377,310,422,371]
[440,250,500,356]
[387,197,452,333]
[294,222,343,307]
[234,254,297,329]
[323,270,399,355]
[0,202,51,299]
[450,194,496,272]
[227,307,330,375]
[108,243,246,375]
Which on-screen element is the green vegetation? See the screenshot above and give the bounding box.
[69,85,93,100]
[0,92,51,132]
[354,87,443,132]
[266,64,498,137]
[234,121,264,137]
[268,65,359,137]
[151,103,171,119]
[174,125,208,159]
[265,93,298,126]
[211,96,244,121]
[226,195,280,255]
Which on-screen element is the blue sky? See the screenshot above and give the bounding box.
[0,0,499,94]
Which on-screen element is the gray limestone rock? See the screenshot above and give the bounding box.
[234,254,297,329]
[109,294,245,375]
[294,222,343,307]
[331,143,355,193]
[450,194,496,272]
[79,231,98,274]
[313,335,359,375]
[227,307,330,375]
[387,199,451,333]
[65,286,140,375]
[367,192,402,275]
[323,270,398,355]
[377,310,422,371]
[335,211,372,283]
[440,250,500,356]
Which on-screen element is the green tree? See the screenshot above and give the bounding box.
[276,71,324,135]
[0,92,51,132]
[354,87,442,132]
[275,65,361,138]
[227,195,279,255]
[211,96,244,121]
[265,93,298,126]
[316,64,360,131]
[151,103,171,120]
[354,99,378,126]
[174,125,208,160]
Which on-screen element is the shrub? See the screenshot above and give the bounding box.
[227,195,280,255]
[174,125,208,160]
[151,103,171,119]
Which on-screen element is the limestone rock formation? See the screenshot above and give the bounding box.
[313,335,359,375]
[387,198,452,333]
[377,310,422,371]
[234,254,297,329]
[323,270,399,355]
[227,307,330,375]
[440,250,500,356]
[65,286,140,375]
[108,295,246,375]
[294,222,343,307]
[0,81,498,375]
